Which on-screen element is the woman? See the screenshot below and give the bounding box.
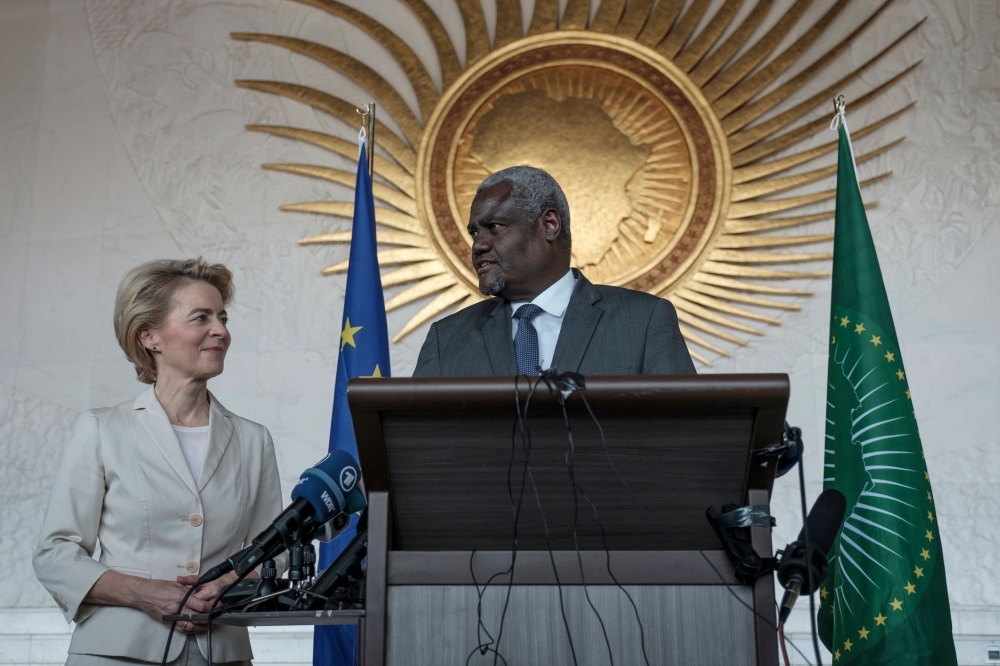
[33,258,283,666]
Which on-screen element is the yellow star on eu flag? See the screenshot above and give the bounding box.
[361,364,383,378]
[920,549,931,561]
[855,323,866,334]
[341,318,363,350]
[897,369,906,380]
[840,316,850,327]
[874,613,887,626]
[905,582,917,595]
[914,566,924,578]
[820,587,829,599]
[925,529,934,541]
[890,598,903,611]
[834,650,841,662]
[844,639,853,652]
[870,335,881,346]
[858,627,870,640]
[885,351,895,362]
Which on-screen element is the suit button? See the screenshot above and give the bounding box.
[190,514,203,527]
[185,561,198,573]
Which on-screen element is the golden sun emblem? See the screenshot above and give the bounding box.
[232,0,919,364]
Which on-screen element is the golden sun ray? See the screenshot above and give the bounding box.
[234,0,920,363]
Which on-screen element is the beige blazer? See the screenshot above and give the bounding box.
[32,385,284,663]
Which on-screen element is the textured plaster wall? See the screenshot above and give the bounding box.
[0,0,997,662]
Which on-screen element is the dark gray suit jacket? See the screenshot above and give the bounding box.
[413,271,695,376]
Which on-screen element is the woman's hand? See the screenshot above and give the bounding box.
[83,571,215,634]
[175,572,235,609]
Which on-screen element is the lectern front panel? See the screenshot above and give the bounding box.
[385,584,757,666]
[379,407,753,551]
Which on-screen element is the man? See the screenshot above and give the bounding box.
[413,166,695,377]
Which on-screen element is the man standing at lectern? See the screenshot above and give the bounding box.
[413,166,695,377]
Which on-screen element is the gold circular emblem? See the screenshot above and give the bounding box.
[239,0,912,363]
[418,32,730,297]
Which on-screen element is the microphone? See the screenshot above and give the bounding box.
[294,510,369,610]
[777,488,846,622]
[198,450,366,584]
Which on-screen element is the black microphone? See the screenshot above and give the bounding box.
[294,510,369,610]
[197,450,366,585]
[777,488,846,623]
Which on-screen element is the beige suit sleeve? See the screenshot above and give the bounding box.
[245,426,287,574]
[32,411,111,624]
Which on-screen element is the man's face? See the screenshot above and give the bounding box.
[468,182,550,301]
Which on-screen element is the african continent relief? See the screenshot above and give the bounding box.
[232,0,919,365]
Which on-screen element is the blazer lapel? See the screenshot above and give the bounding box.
[480,299,517,376]
[551,271,604,373]
[133,386,200,498]
[198,392,234,492]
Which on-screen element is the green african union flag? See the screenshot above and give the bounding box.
[818,115,957,665]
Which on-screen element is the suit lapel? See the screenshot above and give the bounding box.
[551,272,604,373]
[133,386,200,498]
[198,392,234,493]
[480,299,517,375]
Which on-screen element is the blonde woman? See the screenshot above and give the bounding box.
[33,259,283,666]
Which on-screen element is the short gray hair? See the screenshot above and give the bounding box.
[476,166,571,246]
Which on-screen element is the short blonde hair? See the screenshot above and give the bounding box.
[114,258,234,384]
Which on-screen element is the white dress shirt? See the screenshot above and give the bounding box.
[510,269,577,371]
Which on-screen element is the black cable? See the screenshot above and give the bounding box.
[204,567,260,666]
[160,584,200,666]
[796,441,824,666]
[579,490,650,666]
[518,375,579,666]
[467,550,508,666]
[576,390,816,666]
[467,375,539,666]
[555,394,614,665]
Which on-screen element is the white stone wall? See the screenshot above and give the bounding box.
[0,0,996,664]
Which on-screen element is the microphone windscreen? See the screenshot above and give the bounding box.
[798,488,847,555]
[291,450,364,523]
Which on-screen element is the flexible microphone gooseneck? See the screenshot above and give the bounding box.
[777,488,847,623]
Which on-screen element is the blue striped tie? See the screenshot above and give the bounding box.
[513,304,544,376]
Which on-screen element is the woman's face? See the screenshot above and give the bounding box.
[141,281,231,382]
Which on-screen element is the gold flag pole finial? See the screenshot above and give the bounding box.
[830,95,848,131]
[356,102,376,181]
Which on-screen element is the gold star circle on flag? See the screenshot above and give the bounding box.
[855,323,866,334]
[905,582,917,595]
[858,627,870,640]
[914,566,925,578]
[890,598,904,611]
[875,613,887,626]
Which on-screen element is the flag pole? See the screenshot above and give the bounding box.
[356,102,375,181]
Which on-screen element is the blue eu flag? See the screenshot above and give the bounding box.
[313,134,389,666]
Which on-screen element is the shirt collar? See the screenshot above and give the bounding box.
[510,269,577,318]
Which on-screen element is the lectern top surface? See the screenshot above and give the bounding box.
[348,374,788,552]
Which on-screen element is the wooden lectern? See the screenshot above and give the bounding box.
[349,374,788,666]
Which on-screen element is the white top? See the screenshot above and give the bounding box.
[510,269,577,372]
[172,424,210,481]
